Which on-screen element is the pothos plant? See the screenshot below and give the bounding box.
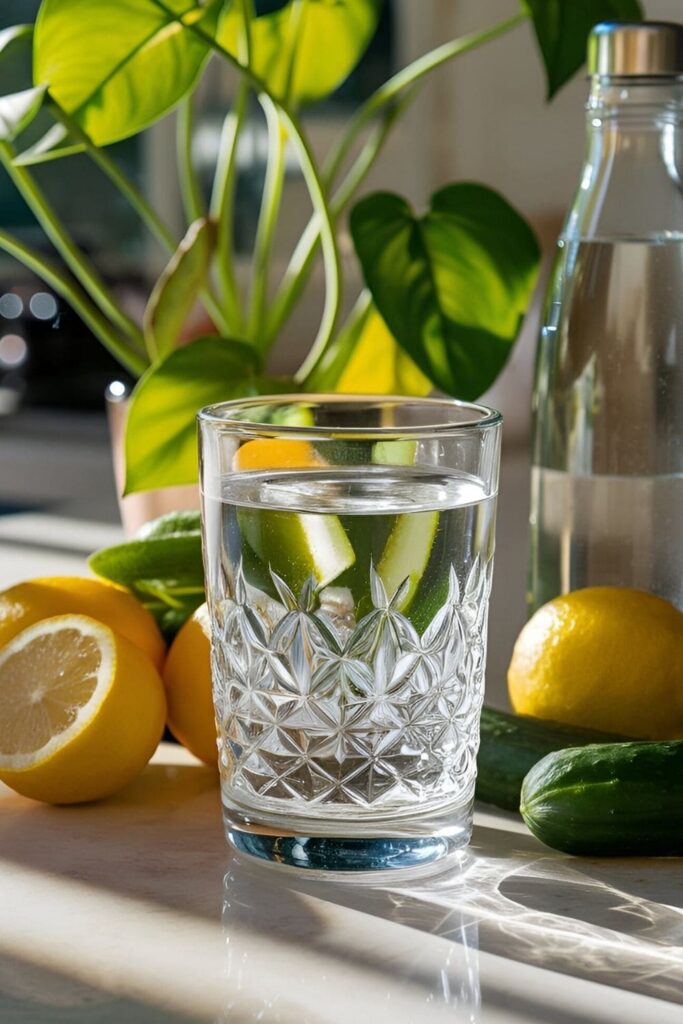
[0,0,641,496]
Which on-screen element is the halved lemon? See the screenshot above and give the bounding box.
[0,576,166,671]
[0,614,166,804]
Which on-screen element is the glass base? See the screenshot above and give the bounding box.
[223,798,473,874]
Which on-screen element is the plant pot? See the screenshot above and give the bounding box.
[106,384,199,537]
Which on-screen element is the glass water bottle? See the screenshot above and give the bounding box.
[529,22,683,613]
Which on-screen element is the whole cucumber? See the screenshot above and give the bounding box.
[475,706,622,811]
[89,515,205,641]
[520,741,683,856]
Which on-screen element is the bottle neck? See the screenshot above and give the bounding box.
[564,76,683,241]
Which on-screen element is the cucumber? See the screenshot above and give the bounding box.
[376,510,438,611]
[476,706,623,811]
[89,534,203,590]
[89,521,205,641]
[521,740,683,856]
[372,440,416,466]
[236,506,355,594]
[137,510,201,539]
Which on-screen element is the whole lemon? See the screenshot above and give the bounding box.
[508,587,683,739]
[0,576,165,671]
[163,604,218,766]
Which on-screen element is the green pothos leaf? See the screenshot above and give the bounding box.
[218,0,381,105]
[334,307,432,397]
[351,183,540,401]
[124,335,261,494]
[522,0,643,98]
[27,0,221,157]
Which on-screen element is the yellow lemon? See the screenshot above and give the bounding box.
[0,577,165,670]
[234,438,323,471]
[163,604,217,767]
[0,615,166,804]
[508,587,683,739]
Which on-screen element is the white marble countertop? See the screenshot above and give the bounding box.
[0,743,681,1024]
[0,493,681,1022]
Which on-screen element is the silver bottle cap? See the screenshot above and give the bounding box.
[588,22,683,77]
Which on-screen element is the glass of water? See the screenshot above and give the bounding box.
[199,396,501,873]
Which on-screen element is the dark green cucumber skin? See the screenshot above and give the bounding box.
[475,707,623,812]
[88,533,203,588]
[521,741,683,856]
[89,526,204,642]
[137,511,201,539]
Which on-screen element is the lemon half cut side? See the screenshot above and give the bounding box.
[0,614,166,804]
[0,576,166,670]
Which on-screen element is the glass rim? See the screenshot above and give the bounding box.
[198,393,502,439]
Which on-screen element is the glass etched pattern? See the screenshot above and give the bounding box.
[212,558,491,814]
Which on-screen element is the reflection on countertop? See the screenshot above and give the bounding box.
[222,828,683,1021]
[222,857,481,1023]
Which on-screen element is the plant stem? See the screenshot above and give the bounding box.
[275,101,341,371]
[211,83,248,330]
[248,98,287,345]
[236,0,253,62]
[48,100,229,338]
[266,13,526,348]
[265,94,410,345]
[282,0,306,103]
[0,141,144,346]
[248,0,304,346]
[198,282,231,335]
[300,290,372,389]
[152,1,343,373]
[0,229,146,375]
[177,95,205,224]
[210,0,253,331]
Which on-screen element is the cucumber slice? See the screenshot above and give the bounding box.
[334,512,394,613]
[377,510,439,611]
[372,440,416,466]
[405,519,455,633]
[237,507,355,595]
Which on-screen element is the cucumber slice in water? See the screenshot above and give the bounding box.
[377,510,439,611]
[372,440,416,466]
[238,507,355,595]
